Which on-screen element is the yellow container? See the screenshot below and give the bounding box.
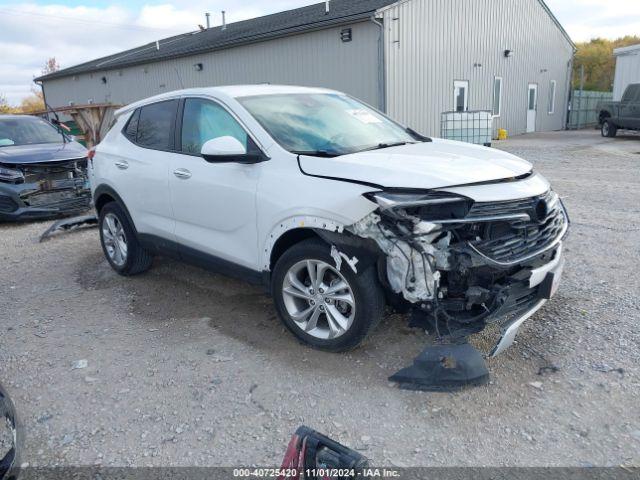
[497,129,508,141]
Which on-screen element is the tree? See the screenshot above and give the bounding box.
[20,92,45,114]
[42,57,60,76]
[573,36,640,91]
[0,93,19,114]
[19,58,61,114]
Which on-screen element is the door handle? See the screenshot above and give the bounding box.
[173,168,192,180]
[115,161,129,170]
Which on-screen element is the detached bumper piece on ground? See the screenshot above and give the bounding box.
[389,343,489,392]
[0,158,91,221]
[39,214,98,242]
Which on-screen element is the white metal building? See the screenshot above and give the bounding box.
[36,0,575,137]
[613,44,640,101]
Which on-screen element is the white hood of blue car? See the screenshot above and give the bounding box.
[299,138,533,189]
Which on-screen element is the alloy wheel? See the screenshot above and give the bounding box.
[281,260,356,340]
[102,213,128,267]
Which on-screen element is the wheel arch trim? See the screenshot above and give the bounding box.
[93,184,138,234]
[261,216,347,271]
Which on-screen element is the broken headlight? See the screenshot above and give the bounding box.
[364,191,473,221]
[0,166,24,184]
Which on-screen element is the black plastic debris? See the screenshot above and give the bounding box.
[389,343,489,392]
[40,214,98,242]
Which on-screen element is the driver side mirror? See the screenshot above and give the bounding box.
[0,383,19,480]
[201,136,266,164]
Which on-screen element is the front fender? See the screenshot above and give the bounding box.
[260,215,349,271]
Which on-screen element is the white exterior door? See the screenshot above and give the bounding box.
[104,100,178,240]
[454,80,469,112]
[526,84,538,133]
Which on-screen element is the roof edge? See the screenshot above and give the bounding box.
[614,43,640,56]
[537,0,576,51]
[35,9,378,82]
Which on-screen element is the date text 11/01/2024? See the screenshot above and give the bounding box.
[233,468,402,478]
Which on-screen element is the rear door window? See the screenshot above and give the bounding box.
[135,100,178,150]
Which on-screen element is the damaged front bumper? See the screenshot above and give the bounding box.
[0,159,91,221]
[346,185,570,355]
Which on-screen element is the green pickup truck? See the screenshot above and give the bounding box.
[598,83,640,137]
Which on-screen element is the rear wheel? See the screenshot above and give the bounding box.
[601,119,617,138]
[272,238,385,352]
[99,202,153,276]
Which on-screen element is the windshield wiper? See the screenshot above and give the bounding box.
[358,141,414,153]
[292,150,341,158]
[406,127,432,142]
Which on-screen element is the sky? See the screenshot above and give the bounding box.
[1,0,639,104]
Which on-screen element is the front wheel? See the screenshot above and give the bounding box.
[272,239,385,352]
[99,202,153,276]
[601,119,617,138]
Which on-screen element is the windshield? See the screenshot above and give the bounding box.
[0,117,63,147]
[238,93,418,156]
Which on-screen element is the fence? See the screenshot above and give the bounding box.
[440,110,493,146]
[567,90,612,129]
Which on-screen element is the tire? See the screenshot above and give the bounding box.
[601,119,617,138]
[99,202,153,276]
[272,238,385,352]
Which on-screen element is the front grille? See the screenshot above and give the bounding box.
[0,195,19,213]
[23,193,91,212]
[467,190,557,219]
[468,191,567,264]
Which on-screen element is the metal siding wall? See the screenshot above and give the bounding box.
[383,0,574,137]
[613,52,640,101]
[43,22,381,110]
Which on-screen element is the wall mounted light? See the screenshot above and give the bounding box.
[194,63,204,71]
[101,76,107,84]
[504,49,514,58]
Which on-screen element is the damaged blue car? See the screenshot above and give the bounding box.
[0,115,91,221]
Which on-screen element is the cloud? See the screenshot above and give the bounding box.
[545,0,640,42]
[0,0,312,104]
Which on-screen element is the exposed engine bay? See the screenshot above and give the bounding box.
[345,188,569,342]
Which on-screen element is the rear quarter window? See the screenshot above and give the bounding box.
[123,109,140,142]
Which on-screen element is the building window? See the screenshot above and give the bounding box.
[548,80,556,114]
[454,80,469,112]
[492,77,503,117]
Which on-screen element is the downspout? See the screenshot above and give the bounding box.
[370,15,386,113]
[35,80,49,121]
[563,52,575,130]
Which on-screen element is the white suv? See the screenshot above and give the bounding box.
[91,85,568,353]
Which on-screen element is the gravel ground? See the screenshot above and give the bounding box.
[0,419,11,459]
[1,129,639,468]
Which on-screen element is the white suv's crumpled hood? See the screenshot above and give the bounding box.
[298,138,532,189]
